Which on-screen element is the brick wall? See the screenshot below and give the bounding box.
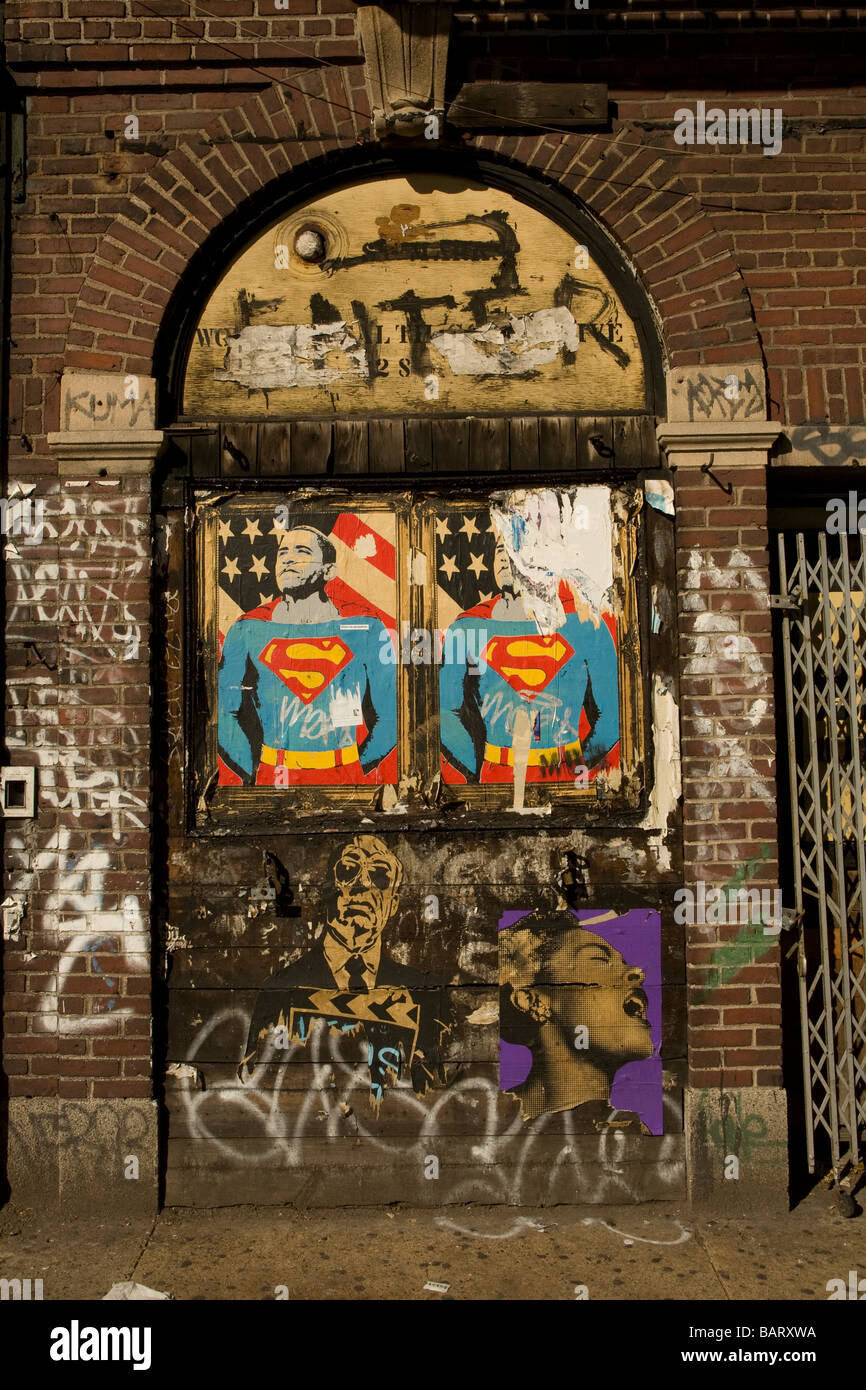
[3,0,862,1197]
[675,465,782,1091]
[4,473,153,1101]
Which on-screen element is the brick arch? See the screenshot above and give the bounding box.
[65,71,763,393]
[474,131,761,371]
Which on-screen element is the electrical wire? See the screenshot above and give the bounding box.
[121,0,866,212]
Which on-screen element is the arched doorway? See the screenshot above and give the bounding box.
[153,159,684,1208]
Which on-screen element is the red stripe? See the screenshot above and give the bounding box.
[329,513,397,581]
[326,578,395,632]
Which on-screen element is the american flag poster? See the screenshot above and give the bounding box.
[434,487,621,787]
[215,504,399,788]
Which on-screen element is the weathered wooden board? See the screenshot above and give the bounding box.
[182,175,647,420]
[291,419,331,473]
[332,419,369,475]
[156,419,684,1206]
[469,416,509,473]
[221,422,258,476]
[539,415,577,473]
[162,413,659,478]
[448,82,608,130]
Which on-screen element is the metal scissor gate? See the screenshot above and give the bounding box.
[777,529,866,1176]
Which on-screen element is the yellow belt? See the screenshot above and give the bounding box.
[259,744,360,769]
[484,739,583,768]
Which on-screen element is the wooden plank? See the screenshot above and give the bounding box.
[612,416,648,471]
[258,422,292,475]
[167,986,498,1063]
[291,420,332,474]
[368,418,404,474]
[332,419,369,475]
[640,412,660,468]
[508,415,540,472]
[190,429,219,477]
[162,431,191,479]
[539,415,577,473]
[577,415,614,470]
[470,417,508,472]
[221,422,258,477]
[404,418,433,473]
[431,416,469,473]
[447,82,608,129]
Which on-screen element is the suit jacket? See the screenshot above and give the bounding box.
[241,939,451,1100]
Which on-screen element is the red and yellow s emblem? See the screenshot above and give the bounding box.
[259,637,354,704]
[484,634,575,699]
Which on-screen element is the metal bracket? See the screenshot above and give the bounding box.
[769,594,801,611]
[700,454,733,495]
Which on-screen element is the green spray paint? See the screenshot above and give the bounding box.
[695,846,776,1003]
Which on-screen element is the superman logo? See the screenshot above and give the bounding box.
[258,636,353,704]
[484,633,575,699]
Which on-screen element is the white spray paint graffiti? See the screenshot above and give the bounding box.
[10,831,149,1036]
[179,1009,684,1212]
[682,547,774,807]
[5,483,151,1036]
[581,1216,692,1246]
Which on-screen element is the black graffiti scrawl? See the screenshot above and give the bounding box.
[183,175,647,417]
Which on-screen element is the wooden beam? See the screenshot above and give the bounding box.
[447,82,608,130]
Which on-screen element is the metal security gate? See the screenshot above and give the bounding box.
[777,529,866,1176]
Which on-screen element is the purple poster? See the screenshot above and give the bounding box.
[499,907,663,1135]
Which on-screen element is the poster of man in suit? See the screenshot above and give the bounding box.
[239,835,451,1102]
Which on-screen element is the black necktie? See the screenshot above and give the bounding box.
[346,954,367,991]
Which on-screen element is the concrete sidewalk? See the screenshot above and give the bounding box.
[1,1184,863,1301]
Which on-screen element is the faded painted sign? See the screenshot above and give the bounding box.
[183,176,647,418]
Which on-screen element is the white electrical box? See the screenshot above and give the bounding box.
[1,767,37,818]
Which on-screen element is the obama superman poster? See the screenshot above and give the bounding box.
[197,484,644,820]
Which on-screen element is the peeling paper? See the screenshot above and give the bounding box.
[466,1001,498,1025]
[409,550,428,586]
[510,704,533,811]
[329,685,363,729]
[431,306,580,377]
[645,480,674,516]
[215,322,368,391]
[1,894,26,941]
[641,678,681,834]
[651,585,662,634]
[165,1062,203,1089]
[489,486,613,633]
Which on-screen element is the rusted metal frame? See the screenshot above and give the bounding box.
[795,531,842,1169]
[777,532,817,1173]
[817,532,859,1167]
[837,530,866,1153]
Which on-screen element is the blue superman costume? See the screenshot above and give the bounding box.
[439,588,619,784]
[218,598,397,785]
